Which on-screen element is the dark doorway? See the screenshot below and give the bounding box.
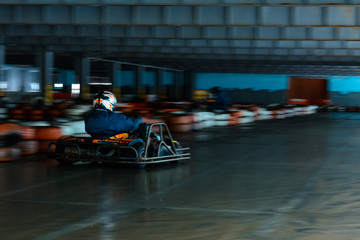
[288,77,328,105]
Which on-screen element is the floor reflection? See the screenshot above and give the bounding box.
[3,113,360,239]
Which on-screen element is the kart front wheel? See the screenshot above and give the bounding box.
[136,146,146,168]
[57,146,78,165]
[137,146,145,158]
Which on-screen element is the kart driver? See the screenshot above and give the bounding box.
[208,86,232,111]
[85,91,142,139]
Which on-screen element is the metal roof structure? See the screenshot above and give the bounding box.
[2,0,360,74]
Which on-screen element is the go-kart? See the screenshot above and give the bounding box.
[48,123,190,167]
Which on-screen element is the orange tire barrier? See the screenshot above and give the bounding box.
[248,106,259,113]
[166,114,194,125]
[0,123,21,135]
[158,109,184,114]
[131,103,147,108]
[21,105,33,111]
[30,109,45,115]
[18,140,39,155]
[48,109,64,118]
[29,109,45,121]
[13,115,26,120]
[8,108,26,120]
[166,114,194,133]
[142,117,164,124]
[0,124,22,148]
[288,99,310,105]
[271,110,280,115]
[314,99,331,106]
[53,92,72,101]
[116,107,133,113]
[35,126,63,140]
[9,108,25,115]
[0,147,21,161]
[30,115,44,121]
[21,126,36,140]
[230,110,243,118]
[228,115,239,125]
[168,123,193,133]
[134,108,151,114]
[53,102,71,110]
[38,140,53,153]
[228,120,239,126]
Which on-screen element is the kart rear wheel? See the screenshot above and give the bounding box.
[57,146,79,165]
[64,146,79,155]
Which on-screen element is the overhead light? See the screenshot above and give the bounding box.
[0,82,7,89]
[89,83,112,85]
[54,83,63,88]
[71,84,80,94]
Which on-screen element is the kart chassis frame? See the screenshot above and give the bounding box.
[48,123,190,166]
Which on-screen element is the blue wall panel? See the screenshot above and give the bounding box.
[141,71,156,87]
[58,70,75,87]
[121,71,135,86]
[196,73,360,106]
[328,76,360,106]
[329,76,360,94]
[162,71,175,85]
[195,73,289,104]
[195,73,288,91]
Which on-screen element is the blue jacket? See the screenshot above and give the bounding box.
[85,109,142,138]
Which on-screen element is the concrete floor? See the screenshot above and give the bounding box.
[1,112,360,240]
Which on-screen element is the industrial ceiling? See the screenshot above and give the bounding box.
[2,0,360,75]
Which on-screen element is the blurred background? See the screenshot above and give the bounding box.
[3,3,360,240]
[1,0,360,159]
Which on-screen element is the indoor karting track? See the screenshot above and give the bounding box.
[1,112,360,240]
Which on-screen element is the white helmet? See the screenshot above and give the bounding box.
[93,91,117,112]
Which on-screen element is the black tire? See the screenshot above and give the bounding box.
[173,141,184,164]
[158,145,171,157]
[57,146,78,165]
[136,146,146,168]
[136,146,145,158]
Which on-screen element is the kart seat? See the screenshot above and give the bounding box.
[109,133,129,140]
[107,123,150,141]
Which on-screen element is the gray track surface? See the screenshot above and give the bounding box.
[1,112,360,240]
